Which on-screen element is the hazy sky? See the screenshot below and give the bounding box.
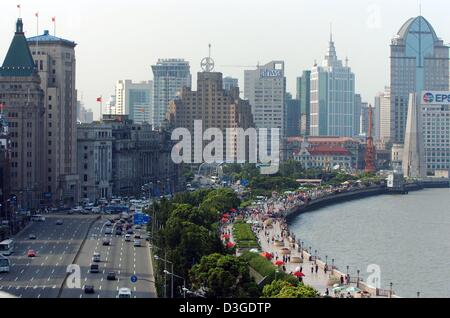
[1,0,449,119]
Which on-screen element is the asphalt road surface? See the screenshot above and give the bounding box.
[0,214,156,298]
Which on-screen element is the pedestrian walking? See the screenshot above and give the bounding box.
[315,264,319,274]
[311,266,314,274]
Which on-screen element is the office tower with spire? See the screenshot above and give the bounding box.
[389,16,449,144]
[151,59,191,128]
[310,32,355,137]
[27,28,79,205]
[0,19,46,209]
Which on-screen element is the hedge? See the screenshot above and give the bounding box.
[240,251,299,285]
[233,221,258,248]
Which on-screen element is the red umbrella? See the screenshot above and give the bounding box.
[223,233,231,240]
[226,242,235,248]
[221,217,229,223]
[260,252,273,260]
[293,271,305,278]
[222,213,231,218]
[274,260,285,266]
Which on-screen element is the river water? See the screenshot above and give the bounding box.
[288,189,450,298]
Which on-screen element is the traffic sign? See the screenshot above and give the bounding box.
[134,213,150,225]
[131,275,138,283]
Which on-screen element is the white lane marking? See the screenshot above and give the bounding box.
[37,294,41,298]
[48,277,51,282]
[14,277,18,281]
[51,269,55,274]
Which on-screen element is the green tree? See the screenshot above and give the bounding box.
[262,280,319,298]
[190,253,260,298]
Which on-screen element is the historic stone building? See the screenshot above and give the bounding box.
[77,115,177,202]
[0,19,46,209]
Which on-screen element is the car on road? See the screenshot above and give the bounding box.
[84,285,95,294]
[29,234,37,240]
[127,229,133,235]
[134,225,142,230]
[55,220,63,225]
[92,253,101,262]
[133,239,141,247]
[27,249,36,257]
[105,221,112,227]
[115,229,122,236]
[67,210,74,215]
[107,271,116,281]
[117,288,132,298]
[134,234,141,239]
[105,228,113,235]
[102,239,111,246]
[125,234,132,242]
[90,263,99,273]
[92,207,101,214]
[71,206,84,214]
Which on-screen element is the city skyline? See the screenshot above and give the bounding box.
[1,0,449,120]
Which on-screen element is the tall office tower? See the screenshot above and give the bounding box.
[285,93,301,137]
[105,95,116,115]
[359,102,371,136]
[373,94,381,142]
[114,80,153,124]
[223,76,239,91]
[0,19,45,209]
[377,87,391,145]
[419,91,450,176]
[297,70,311,136]
[167,71,254,162]
[354,94,362,136]
[151,59,191,128]
[402,93,426,178]
[244,61,286,144]
[310,34,355,137]
[27,29,79,205]
[390,16,449,144]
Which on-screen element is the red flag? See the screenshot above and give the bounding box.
[52,17,56,22]
[96,97,102,103]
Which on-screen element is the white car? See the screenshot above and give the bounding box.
[118,288,132,298]
[125,234,132,242]
[133,239,141,247]
[105,228,113,235]
[92,253,101,263]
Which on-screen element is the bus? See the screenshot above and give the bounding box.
[0,255,10,273]
[0,239,14,256]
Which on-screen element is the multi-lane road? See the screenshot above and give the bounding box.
[0,214,156,298]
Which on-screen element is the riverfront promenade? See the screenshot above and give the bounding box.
[227,183,398,298]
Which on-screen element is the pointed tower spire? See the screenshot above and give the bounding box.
[0,19,36,77]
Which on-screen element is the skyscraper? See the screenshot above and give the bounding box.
[151,59,191,128]
[244,61,286,141]
[310,34,355,137]
[27,29,79,205]
[354,94,362,136]
[167,71,254,162]
[377,87,391,146]
[285,93,301,137]
[297,70,311,136]
[223,76,239,91]
[0,19,46,209]
[390,16,449,144]
[114,80,153,124]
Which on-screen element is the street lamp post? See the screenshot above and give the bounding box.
[332,258,335,269]
[154,254,174,298]
[390,282,393,298]
[164,270,186,298]
[417,291,420,298]
[325,255,328,266]
[357,269,360,288]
